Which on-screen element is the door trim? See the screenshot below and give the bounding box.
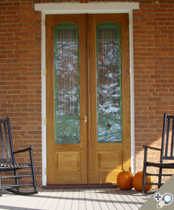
[34,2,139,186]
[35,2,139,14]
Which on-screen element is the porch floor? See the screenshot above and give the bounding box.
[0,188,155,210]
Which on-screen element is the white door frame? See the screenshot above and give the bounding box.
[35,2,139,186]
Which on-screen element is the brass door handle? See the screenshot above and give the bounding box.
[84,116,87,123]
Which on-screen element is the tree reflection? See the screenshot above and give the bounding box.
[54,26,80,144]
[97,26,122,143]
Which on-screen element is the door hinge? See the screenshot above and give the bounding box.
[45,118,47,125]
[46,168,47,175]
[45,68,47,75]
[129,18,130,25]
[129,67,131,74]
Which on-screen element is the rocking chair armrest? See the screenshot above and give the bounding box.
[13,147,34,154]
[143,145,161,151]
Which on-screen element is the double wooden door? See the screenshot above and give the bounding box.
[46,14,130,185]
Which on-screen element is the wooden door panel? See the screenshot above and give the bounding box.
[55,152,80,171]
[97,145,123,183]
[88,14,130,184]
[46,14,88,184]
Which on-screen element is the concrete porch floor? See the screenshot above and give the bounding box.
[0,188,155,210]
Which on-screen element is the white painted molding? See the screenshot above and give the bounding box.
[35,2,139,14]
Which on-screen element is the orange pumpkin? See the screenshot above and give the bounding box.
[133,171,153,191]
[117,169,133,190]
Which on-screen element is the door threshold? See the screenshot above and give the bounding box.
[42,184,118,189]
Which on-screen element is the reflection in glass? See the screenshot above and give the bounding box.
[96,22,122,143]
[54,23,80,144]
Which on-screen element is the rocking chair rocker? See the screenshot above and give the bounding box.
[0,117,37,196]
[142,113,174,193]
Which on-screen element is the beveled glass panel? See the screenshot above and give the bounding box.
[54,23,80,144]
[96,22,122,143]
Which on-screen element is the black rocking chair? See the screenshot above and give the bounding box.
[142,113,174,193]
[0,117,37,196]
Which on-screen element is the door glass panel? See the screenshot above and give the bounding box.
[96,22,122,143]
[54,23,80,144]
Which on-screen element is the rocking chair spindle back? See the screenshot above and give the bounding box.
[0,117,37,196]
[142,113,174,193]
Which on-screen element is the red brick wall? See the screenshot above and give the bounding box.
[0,0,174,186]
[0,0,43,187]
[133,0,174,181]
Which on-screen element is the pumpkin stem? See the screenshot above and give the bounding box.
[123,168,126,172]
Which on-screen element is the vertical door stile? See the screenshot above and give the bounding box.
[121,14,131,172]
[46,15,55,184]
[78,14,88,184]
[86,14,90,186]
[88,14,98,184]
